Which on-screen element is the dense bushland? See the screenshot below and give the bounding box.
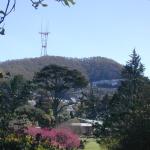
[0,56,122,81]
[93,50,150,150]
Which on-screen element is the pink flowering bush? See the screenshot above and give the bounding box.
[27,127,80,149]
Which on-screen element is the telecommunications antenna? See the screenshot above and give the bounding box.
[39,23,50,56]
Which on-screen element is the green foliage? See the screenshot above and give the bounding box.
[0,73,55,132]
[15,105,53,127]
[77,87,102,119]
[0,133,57,150]
[30,0,75,9]
[0,75,31,114]
[0,75,31,134]
[80,57,122,82]
[96,137,119,150]
[0,56,122,82]
[77,85,113,120]
[112,114,150,150]
[33,64,88,121]
[0,68,62,149]
[63,0,75,6]
[94,50,150,150]
[103,50,146,136]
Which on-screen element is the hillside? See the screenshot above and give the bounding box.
[0,56,122,82]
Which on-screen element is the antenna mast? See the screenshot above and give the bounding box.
[39,25,49,56]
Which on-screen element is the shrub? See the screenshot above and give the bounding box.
[112,117,150,150]
[27,127,80,150]
[0,132,56,150]
[79,140,85,149]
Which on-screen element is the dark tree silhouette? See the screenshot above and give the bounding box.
[93,50,150,150]
[33,64,88,122]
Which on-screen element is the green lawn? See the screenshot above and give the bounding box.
[84,138,106,150]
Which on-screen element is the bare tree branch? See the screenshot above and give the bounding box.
[0,0,16,35]
[0,0,75,35]
[30,0,44,9]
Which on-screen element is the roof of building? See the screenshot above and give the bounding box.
[78,118,103,125]
[71,123,92,127]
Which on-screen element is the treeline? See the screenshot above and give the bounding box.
[91,50,150,150]
[0,50,150,150]
[0,56,122,81]
[0,64,88,149]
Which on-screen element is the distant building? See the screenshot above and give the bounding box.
[57,118,102,136]
[92,79,124,88]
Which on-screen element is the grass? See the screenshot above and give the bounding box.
[83,138,106,150]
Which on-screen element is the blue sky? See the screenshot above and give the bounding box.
[0,0,150,77]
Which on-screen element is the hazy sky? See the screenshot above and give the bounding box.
[0,0,150,76]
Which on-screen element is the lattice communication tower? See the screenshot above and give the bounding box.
[39,29,49,56]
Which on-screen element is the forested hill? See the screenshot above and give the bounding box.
[0,56,122,81]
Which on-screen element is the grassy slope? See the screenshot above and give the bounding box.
[84,139,106,150]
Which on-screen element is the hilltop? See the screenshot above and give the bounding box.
[0,56,122,82]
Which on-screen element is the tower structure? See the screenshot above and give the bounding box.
[39,29,49,56]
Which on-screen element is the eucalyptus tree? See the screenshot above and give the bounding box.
[33,64,88,121]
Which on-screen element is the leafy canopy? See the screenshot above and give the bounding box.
[33,64,88,121]
[94,50,150,144]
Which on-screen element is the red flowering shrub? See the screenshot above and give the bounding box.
[27,127,80,149]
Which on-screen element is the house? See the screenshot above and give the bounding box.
[57,118,102,136]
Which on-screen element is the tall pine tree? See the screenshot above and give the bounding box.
[94,50,150,142]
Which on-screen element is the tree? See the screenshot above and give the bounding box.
[0,74,32,137]
[93,50,150,149]
[76,83,113,120]
[77,86,103,120]
[0,0,75,35]
[34,65,88,120]
[0,75,32,112]
[15,105,53,127]
[107,50,145,135]
[33,64,88,122]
